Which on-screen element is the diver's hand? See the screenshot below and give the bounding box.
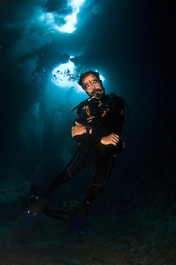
[101,133,119,146]
[71,122,86,137]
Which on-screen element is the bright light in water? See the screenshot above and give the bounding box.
[52,61,105,93]
[54,13,77,34]
[55,0,85,33]
[39,12,54,24]
[51,59,82,92]
[99,74,105,82]
[39,0,85,33]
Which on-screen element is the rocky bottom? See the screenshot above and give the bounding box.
[0,201,176,265]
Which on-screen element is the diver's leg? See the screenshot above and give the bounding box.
[71,153,114,232]
[17,150,91,231]
[44,150,92,200]
[86,153,114,203]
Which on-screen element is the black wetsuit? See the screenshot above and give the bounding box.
[44,93,124,203]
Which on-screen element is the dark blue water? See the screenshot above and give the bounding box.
[0,0,175,264]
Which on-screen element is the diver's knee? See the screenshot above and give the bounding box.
[86,185,104,202]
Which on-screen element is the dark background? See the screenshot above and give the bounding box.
[0,1,176,264]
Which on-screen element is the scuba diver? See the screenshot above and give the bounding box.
[17,70,128,232]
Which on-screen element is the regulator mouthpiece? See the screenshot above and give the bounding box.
[93,90,104,99]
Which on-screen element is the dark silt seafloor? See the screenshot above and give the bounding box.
[0,190,176,265]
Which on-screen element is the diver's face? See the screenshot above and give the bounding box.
[82,74,103,97]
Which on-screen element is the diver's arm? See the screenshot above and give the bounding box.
[72,123,101,145]
[71,122,92,137]
[72,119,111,140]
[72,122,119,146]
[100,133,119,146]
[71,111,121,145]
[71,121,103,144]
[71,95,124,145]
